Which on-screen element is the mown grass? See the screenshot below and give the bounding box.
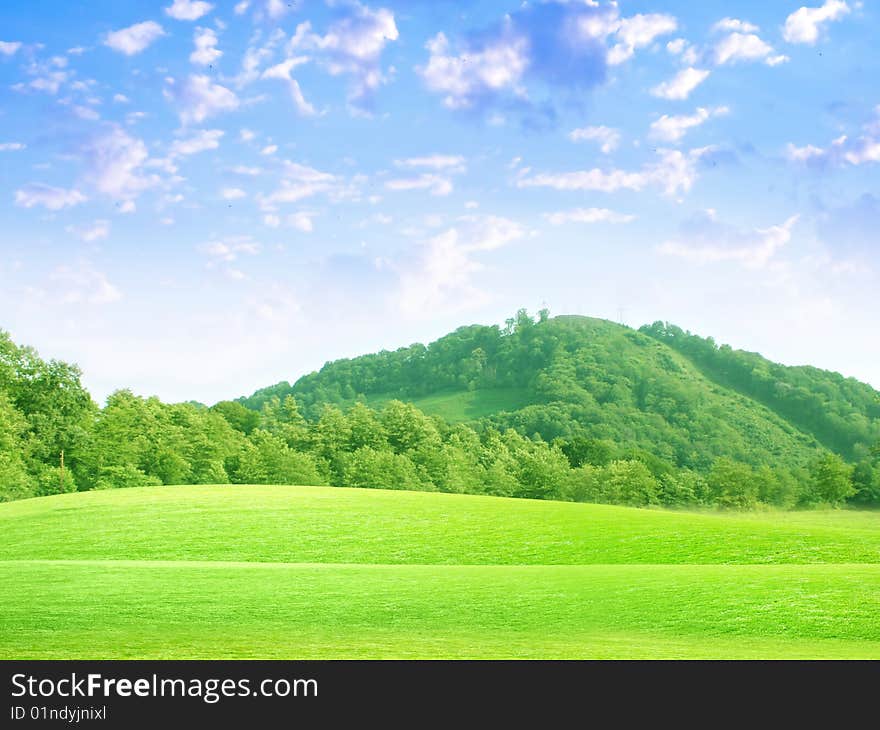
[363,387,536,422]
[2,485,879,565]
[1,485,879,659]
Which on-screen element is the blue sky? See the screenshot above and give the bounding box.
[0,0,877,404]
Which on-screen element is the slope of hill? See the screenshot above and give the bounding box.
[2,485,879,659]
[640,321,880,459]
[239,312,880,473]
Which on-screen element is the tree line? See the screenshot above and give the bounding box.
[1,327,877,508]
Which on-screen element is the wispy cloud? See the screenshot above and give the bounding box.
[658,212,799,269]
[568,126,620,154]
[516,147,712,197]
[649,106,729,143]
[651,67,710,100]
[15,184,87,210]
[165,74,239,125]
[544,208,635,225]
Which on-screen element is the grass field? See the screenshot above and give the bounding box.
[1,485,879,659]
[363,387,536,422]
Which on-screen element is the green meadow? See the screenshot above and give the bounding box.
[363,387,537,422]
[1,485,879,659]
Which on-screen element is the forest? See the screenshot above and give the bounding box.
[1,311,878,508]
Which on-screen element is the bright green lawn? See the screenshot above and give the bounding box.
[1,485,879,659]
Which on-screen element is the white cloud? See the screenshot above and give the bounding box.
[362,212,393,226]
[666,38,687,55]
[0,142,26,151]
[81,126,160,201]
[166,74,239,125]
[15,184,87,210]
[712,18,760,34]
[288,211,315,232]
[258,161,338,209]
[118,200,136,214]
[418,29,529,110]
[199,236,261,262]
[544,208,635,225]
[169,128,224,157]
[104,21,166,56]
[713,31,787,66]
[783,1,850,45]
[394,155,466,171]
[844,138,880,165]
[0,41,22,56]
[245,0,291,21]
[651,67,710,100]
[261,57,315,116]
[263,213,280,228]
[231,165,262,176]
[260,144,278,155]
[386,154,467,196]
[191,27,222,66]
[287,4,399,109]
[385,174,454,196]
[232,29,286,88]
[240,128,256,142]
[15,57,70,95]
[113,93,130,103]
[786,142,828,162]
[165,0,214,21]
[786,116,880,166]
[70,104,100,121]
[516,147,710,197]
[221,187,246,200]
[649,106,729,142]
[658,214,799,268]
[568,126,620,154]
[396,215,527,316]
[50,264,121,305]
[66,219,110,242]
[607,13,678,66]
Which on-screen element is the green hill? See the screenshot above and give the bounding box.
[240,312,880,474]
[2,485,879,659]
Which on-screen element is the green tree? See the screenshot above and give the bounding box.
[707,458,758,509]
[0,392,36,501]
[342,447,426,491]
[805,453,855,506]
[602,460,659,506]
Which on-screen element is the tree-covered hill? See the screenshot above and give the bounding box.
[240,311,880,475]
[3,313,878,508]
